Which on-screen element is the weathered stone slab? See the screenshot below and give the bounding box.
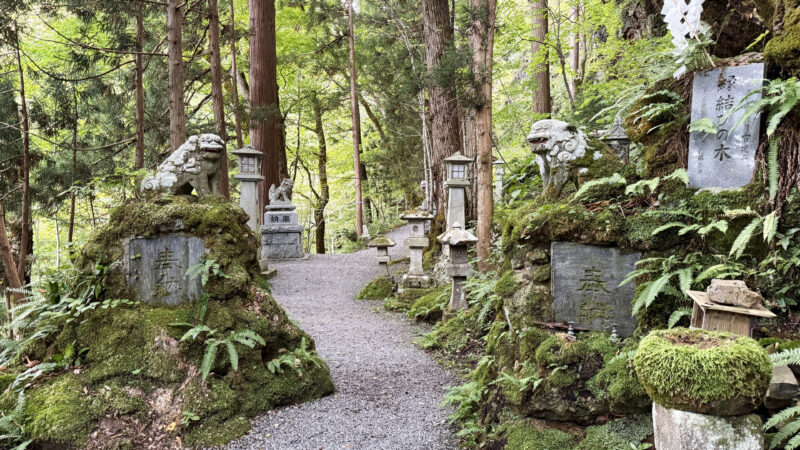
[126,234,207,305]
[765,365,798,410]
[551,242,640,336]
[652,402,764,450]
[688,63,764,189]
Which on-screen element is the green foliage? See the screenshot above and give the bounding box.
[266,338,324,377]
[176,324,267,381]
[631,90,684,134]
[573,173,627,200]
[765,405,800,449]
[0,392,30,450]
[356,276,394,300]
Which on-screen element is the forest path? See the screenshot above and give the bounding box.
[225,225,458,450]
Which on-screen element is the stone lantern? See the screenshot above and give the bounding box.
[233,145,264,233]
[400,207,434,289]
[368,235,396,277]
[444,153,473,230]
[437,222,477,311]
[601,116,631,163]
[493,159,505,204]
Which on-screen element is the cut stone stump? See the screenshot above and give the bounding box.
[652,402,764,450]
[765,365,798,410]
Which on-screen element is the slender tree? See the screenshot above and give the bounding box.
[208,0,230,198]
[134,0,145,169]
[346,0,364,236]
[531,0,551,116]
[467,0,497,269]
[167,0,186,150]
[228,0,244,149]
[312,92,330,254]
[14,22,30,284]
[251,0,288,215]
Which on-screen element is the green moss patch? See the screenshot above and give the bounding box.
[356,276,395,300]
[407,285,451,323]
[634,328,771,415]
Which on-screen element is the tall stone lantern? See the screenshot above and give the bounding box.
[438,222,477,311]
[493,159,505,204]
[400,207,434,289]
[233,145,264,233]
[444,153,473,230]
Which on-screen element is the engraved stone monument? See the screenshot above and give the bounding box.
[688,63,764,189]
[261,179,304,260]
[551,242,641,336]
[126,235,207,305]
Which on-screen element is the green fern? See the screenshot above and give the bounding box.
[730,216,765,259]
[771,348,800,368]
[765,404,800,450]
[0,391,31,449]
[668,308,692,328]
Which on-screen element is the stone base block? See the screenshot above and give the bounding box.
[401,274,432,289]
[652,403,764,450]
[261,225,304,260]
[765,365,798,410]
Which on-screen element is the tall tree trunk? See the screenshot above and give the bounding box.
[312,93,329,254]
[531,0,551,116]
[467,0,497,270]
[15,24,31,284]
[251,0,288,217]
[0,204,24,306]
[422,0,462,216]
[208,0,230,198]
[167,0,186,151]
[135,1,146,170]
[569,5,580,98]
[229,0,244,149]
[68,89,78,261]
[347,0,364,236]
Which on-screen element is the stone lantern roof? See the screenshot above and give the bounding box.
[437,222,478,246]
[400,207,435,221]
[368,235,396,248]
[232,144,263,157]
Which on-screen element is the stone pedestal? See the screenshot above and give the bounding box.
[126,234,208,305]
[369,235,396,277]
[261,202,304,260]
[235,174,263,233]
[400,209,434,289]
[652,403,764,450]
[446,179,469,231]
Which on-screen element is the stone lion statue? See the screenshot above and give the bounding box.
[141,134,225,197]
[527,119,588,198]
[269,178,294,204]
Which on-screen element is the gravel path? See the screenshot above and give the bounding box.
[226,226,458,450]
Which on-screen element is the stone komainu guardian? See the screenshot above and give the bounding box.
[527,119,588,198]
[269,178,294,204]
[141,134,226,197]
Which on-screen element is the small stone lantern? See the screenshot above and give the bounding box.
[400,207,434,289]
[233,145,264,233]
[437,222,477,311]
[493,159,505,204]
[601,116,631,164]
[444,153,473,230]
[368,235,396,277]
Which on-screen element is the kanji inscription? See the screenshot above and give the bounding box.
[688,63,764,189]
[127,235,207,305]
[551,242,641,337]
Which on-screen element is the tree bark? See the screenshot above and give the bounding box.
[14,24,31,284]
[229,0,244,149]
[531,0,551,116]
[0,203,24,305]
[167,0,186,151]
[422,0,463,216]
[68,89,78,261]
[208,0,230,198]
[467,0,497,270]
[312,93,329,254]
[569,5,580,98]
[347,0,364,236]
[251,0,288,217]
[135,1,146,170]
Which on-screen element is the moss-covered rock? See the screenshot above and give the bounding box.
[634,328,771,415]
[407,285,451,322]
[383,287,429,312]
[574,414,653,450]
[497,420,576,450]
[356,276,395,300]
[766,2,800,75]
[589,340,650,415]
[2,199,335,448]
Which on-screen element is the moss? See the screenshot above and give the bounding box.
[575,414,653,450]
[356,276,395,300]
[623,209,690,251]
[634,328,771,415]
[495,271,519,297]
[766,4,800,75]
[420,312,473,354]
[499,420,576,450]
[0,373,16,393]
[23,373,93,446]
[759,337,786,348]
[590,344,650,415]
[384,287,430,312]
[184,415,251,447]
[407,285,451,322]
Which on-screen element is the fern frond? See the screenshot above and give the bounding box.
[201,340,221,381]
[769,417,800,449]
[730,217,764,259]
[573,173,626,200]
[768,138,779,202]
[668,308,693,328]
[765,406,800,431]
[771,348,800,368]
[225,340,238,372]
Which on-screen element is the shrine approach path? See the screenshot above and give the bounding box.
[225,225,458,449]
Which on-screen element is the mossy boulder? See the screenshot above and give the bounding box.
[407,285,451,322]
[634,328,771,415]
[356,276,395,300]
[496,420,576,450]
[588,340,651,415]
[1,199,335,448]
[766,2,800,75]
